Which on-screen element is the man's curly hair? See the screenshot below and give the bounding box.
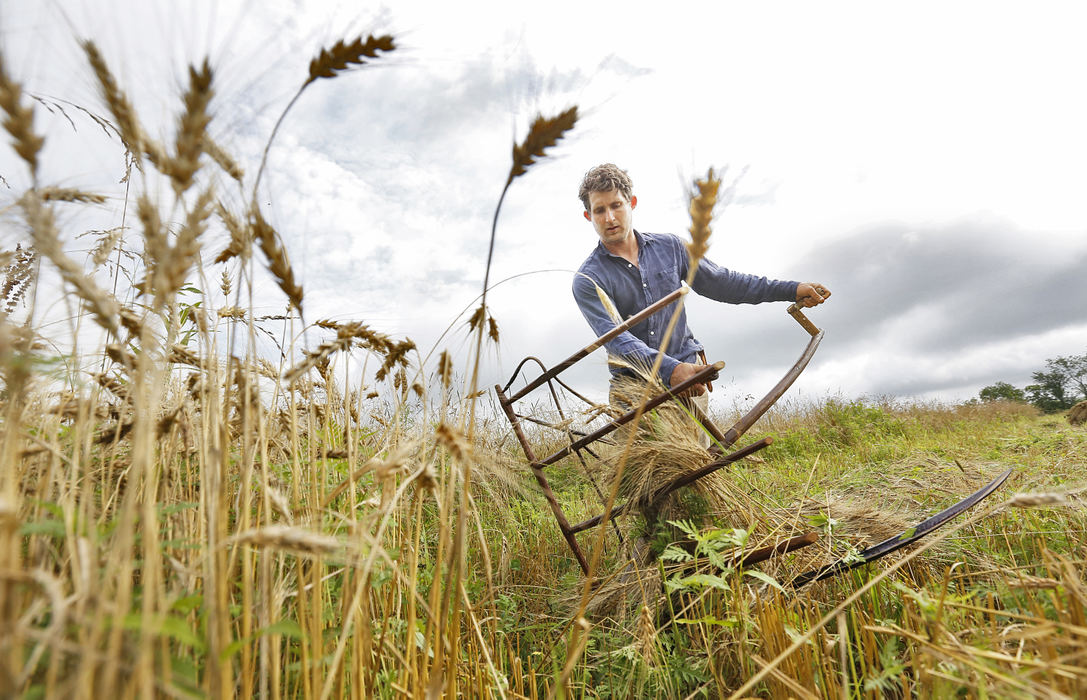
[578,163,633,211]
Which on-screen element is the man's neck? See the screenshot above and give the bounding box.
[604,231,639,266]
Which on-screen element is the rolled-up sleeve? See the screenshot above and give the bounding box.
[691,256,798,304]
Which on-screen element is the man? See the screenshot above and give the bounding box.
[571,163,829,401]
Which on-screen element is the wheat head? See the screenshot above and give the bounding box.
[306,34,396,85]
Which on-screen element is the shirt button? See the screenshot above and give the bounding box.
[642,283,647,287]
[649,331,655,335]
[627,263,632,268]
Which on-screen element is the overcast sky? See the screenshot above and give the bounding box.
[2,0,1085,410]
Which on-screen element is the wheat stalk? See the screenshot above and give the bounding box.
[204,136,243,182]
[90,228,123,267]
[1007,492,1071,508]
[229,525,342,557]
[21,193,119,336]
[133,193,165,297]
[435,422,471,462]
[1,244,36,317]
[591,278,622,325]
[40,187,107,204]
[219,269,232,298]
[375,338,416,381]
[284,322,383,384]
[160,187,214,300]
[474,106,579,371]
[217,306,246,320]
[437,350,454,389]
[252,33,397,208]
[214,201,249,263]
[0,53,45,178]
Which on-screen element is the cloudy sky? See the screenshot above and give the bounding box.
[3,0,1085,410]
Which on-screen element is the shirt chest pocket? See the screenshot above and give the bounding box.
[650,265,681,292]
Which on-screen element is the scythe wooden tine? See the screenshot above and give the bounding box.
[648,437,774,505]
[568,437,772,534]
[686,399,730,455]
[738,531,819,567]
[494,383,591,573]
[504,287,688,401]
[535,362,723,467]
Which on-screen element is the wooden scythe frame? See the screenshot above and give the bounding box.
[493,286,825,574]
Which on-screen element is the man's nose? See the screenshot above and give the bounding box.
[604,208,616,222]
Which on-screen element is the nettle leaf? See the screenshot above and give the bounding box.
[675,573,729,591]
[160,616,206,651]
[842,546,865,565]
[122,613,206,652]
[34,500,65,518]
[220,618,305,662]
[160,501,199,515]
[661,545,693,563]
[726,528,750,547]
[263,618,304,638]
[807,512,838,531]
[705,549,729,571]
[20,519,66,538]
[674,616,739,627]
[667,519,699,539]
[171,594,203,614]
[744,570,784,591]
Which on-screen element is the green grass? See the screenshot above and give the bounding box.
[479,399,1087,698]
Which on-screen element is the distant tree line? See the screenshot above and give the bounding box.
[978,350,1087,412]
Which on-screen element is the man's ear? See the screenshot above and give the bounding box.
[630,195,637,208]
[583,210,591,221]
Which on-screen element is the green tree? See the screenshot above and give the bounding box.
[1025,351,1087,413]
[978,381,1025,403]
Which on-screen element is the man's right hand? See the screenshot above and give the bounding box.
[670,362,709,396]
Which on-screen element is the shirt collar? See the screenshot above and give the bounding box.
[595,229,646,259]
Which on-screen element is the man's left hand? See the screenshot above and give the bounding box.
[796,282,831,308]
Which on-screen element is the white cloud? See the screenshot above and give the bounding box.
[3,0,1085,408]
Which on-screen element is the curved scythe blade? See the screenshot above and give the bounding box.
[791,467,1013,588]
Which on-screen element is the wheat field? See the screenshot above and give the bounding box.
[2,23,1087,700]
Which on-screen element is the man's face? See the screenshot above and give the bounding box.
[584,189,637,248]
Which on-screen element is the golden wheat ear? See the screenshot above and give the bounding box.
[21,192,120,336]
[204,136,244,182]
[686,167,721,264]
[0,53,45,178]
[507,106,578,185]
[306,34,396,85]
[214,201,249,263]
[250,207,304,314]
[167,60,213,194]
[81,41,147,160]
[589,277,622,325]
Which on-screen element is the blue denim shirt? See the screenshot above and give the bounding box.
[572,231,798,385]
